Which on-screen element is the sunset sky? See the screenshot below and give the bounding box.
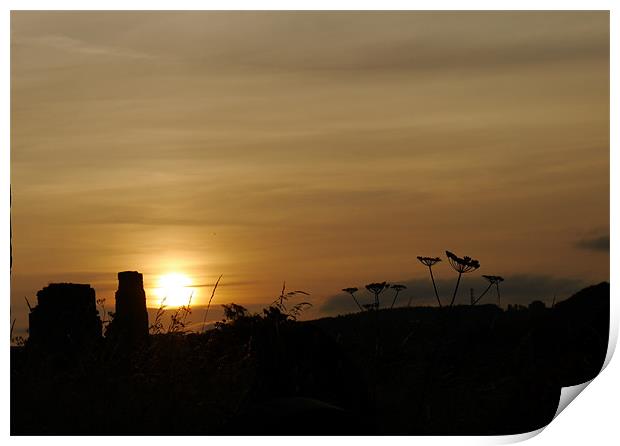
[10,11,609,335]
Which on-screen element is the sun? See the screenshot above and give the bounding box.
[155,272,194,307]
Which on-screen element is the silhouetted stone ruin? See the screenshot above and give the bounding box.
[106,271,149,346]
[28,283,102,351]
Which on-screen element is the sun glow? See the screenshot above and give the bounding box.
[155,273,195,307]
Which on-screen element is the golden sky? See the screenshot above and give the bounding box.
[10,11,609,332]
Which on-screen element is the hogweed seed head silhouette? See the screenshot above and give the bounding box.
[417,256,443,307]
[483,275,504,285]
[417,256,441,267]
[342,287,363,312]
[472,275,503,306]
[446,251,480,307]
[365,282,390,309]
[366,282,390,294]
[390,284,407,309]
[483,275,504,306]
[446,251,480,273]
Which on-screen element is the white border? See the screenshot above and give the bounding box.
[0,1,616,10]
[3,2,617,444]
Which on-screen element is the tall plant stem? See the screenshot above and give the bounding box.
[351,294,363,312]
[472,283,493,306]
[201,274,222,332]
[391,291,401,309]
[450,272,462,307]
[429,266,442,307]
[496,283,501,307]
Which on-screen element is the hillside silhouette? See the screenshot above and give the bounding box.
[10,281,609,435]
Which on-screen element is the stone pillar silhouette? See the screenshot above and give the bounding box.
[28,283,102,351]
[108,271,149,346]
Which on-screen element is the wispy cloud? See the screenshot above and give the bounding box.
[575,235,610,252]
[186,280,256,288]
[10,11,609,337]
[14,34,154,60]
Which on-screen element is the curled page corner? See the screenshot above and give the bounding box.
[493,426,545,444]
[503,302,615,443]
[602,316,618,371]
[553,379,593,419]
[492,379,595,444]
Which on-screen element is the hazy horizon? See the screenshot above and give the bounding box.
[11,11,609,336]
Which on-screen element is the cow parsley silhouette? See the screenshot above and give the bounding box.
[481,275,504,306]
[365,282,390,310]
[342,287,363,312]
[390,284,407,309]
[417,256,442,307]
[446,251,480,307]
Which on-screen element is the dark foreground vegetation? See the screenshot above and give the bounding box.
[11,282,609,435]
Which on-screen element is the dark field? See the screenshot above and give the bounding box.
[11,282,609,435]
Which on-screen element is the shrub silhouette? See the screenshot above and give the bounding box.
[268,281,312,321]
[10,317,25,347]
[215,303,257,331]
[149,298,167,335]
[147,293,194,335]
[529,300,547,311]
[417,256,442,307]
[222,303,249,322]
[342,287,363,312]
[445,251,480,307]
[96,298,110,330]
[168,292,193,333]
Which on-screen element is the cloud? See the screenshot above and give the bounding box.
[24,179,430,229]
[14,34,154,60]
[320,274,587,315]
[189,280,257,288]
[575,235,610,252]
[178,12,609,76]
[235,31,608,76]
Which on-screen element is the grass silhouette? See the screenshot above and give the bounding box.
[201,274,223,332]
[10,275,610,435]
